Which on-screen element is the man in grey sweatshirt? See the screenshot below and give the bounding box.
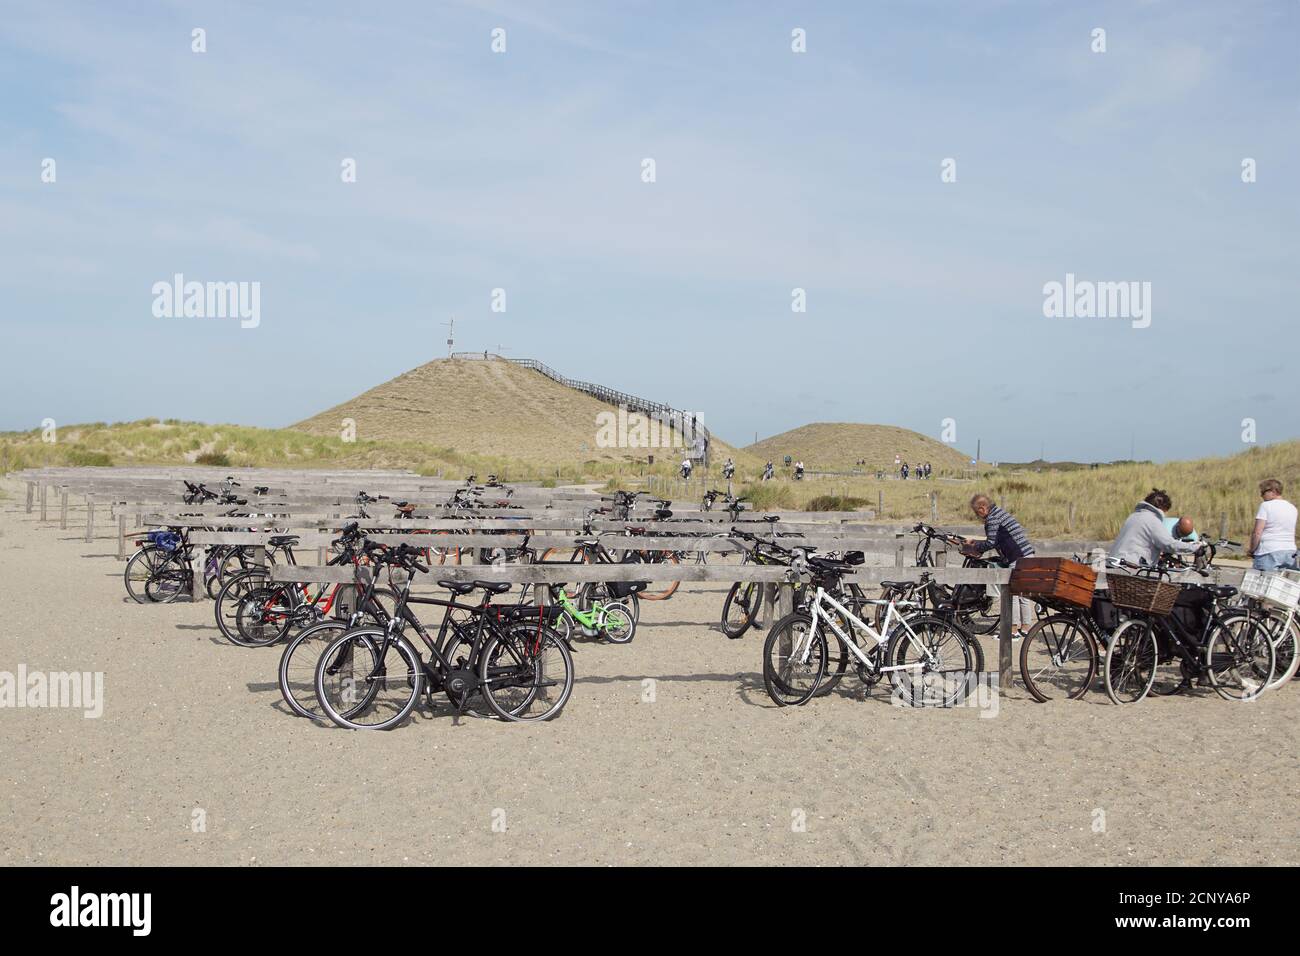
[1110,489,1205,567]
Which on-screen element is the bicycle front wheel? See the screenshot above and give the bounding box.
[1103,619,1158,704]
[1205,616,1274,701]
[279,620,349,718]
[762,613,826,707]
[315,628,423,730]
[721,581,760,639]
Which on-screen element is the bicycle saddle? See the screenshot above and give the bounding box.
[573,537,599,547]
[763,515,781,524]
[268,535,299,547]
[474,581,512,594]
[1206,584,1237,600]
[880,580,917,591]
[439,580,477,595]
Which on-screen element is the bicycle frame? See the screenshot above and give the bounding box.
[797,586,931,674]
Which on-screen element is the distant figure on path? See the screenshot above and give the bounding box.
[794,460,804,480]
[964,494,1036,637]
[680,457,693,480]
[901,461,909,480]
[763,461,775,481]
[1249,479,1298,571]
[722,458,735,481]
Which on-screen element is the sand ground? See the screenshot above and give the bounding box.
[1,482,1296,866]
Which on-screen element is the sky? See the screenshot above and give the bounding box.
[1,0,1297,463]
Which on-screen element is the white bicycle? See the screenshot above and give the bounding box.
[761,554,977,707]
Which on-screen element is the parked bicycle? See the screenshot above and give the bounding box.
[312,544,575,729]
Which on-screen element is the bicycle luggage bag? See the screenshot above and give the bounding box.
[147,530,181,552]
[610,552,650,597]
[608,579,648,598]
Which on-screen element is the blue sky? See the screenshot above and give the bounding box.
[1,0,1297,462]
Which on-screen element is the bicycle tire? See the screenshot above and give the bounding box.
[1019,613,1098,702]
[762,612,826,707]
[1103,619,1158,704]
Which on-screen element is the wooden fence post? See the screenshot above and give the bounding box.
[998,587,1013,684]
[895,543,905,568]
[84,495,95,543]
[930,492,938,522]
[117,514,127,560]
[878,489,883,518]
[26,481,34,513]
[39,483,48,522]
[1218,512,1228,542]
[60,488,69,530]
[1067,501,1075,533]
[777,582,794,619]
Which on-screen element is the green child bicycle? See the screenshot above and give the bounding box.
[549,585,637,645]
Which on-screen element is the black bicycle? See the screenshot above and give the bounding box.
[313,545,575,729]
[1103,554,1274,703]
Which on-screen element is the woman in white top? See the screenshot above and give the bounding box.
[1249,478,1298,571]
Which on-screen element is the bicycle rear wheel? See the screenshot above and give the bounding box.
[214,568,271,643]
[143,553,190,604]
[479,624,574,721]
[124,546,170,603]
[233,585,295,647]
[1019,614,1098,701]
[631,550,680,601]
[889,615,974,707]
[600,603,636,644]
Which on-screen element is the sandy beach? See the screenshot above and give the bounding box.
[2,482,1296,867]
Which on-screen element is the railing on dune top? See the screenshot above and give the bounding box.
[450,352,709,463]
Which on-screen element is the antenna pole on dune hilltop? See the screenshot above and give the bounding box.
[444,317,455,357]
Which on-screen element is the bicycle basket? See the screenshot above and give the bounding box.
[1240,569,1300,611]
[147,530,181,552]
[1107,573,1179,617]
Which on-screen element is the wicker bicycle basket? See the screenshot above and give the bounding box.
[1107,573,1180,617]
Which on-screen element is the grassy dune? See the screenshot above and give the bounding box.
[746,422,972,474]
[293,355,748,465]
[0,419,722,486]
[725,440,1298,542]
[3,416,1294,544]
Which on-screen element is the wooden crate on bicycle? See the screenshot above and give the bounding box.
[1009,557,1096,610]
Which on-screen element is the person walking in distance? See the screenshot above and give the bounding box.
[964,494,1036,638]
[1249,478,1298,571]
